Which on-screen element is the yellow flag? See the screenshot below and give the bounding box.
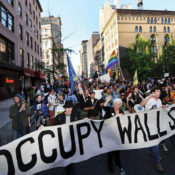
[116,69,119,80]
[133,70,138,86]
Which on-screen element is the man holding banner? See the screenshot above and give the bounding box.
[141,87,165,173]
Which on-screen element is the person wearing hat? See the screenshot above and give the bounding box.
[53,101,81,175]
[54,100,80,125]
[9,94,31,141]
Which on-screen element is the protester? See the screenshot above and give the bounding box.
[34,95,49,129]
[127,86,144,113]
[104,98,126,175]
[65,88,78,105]
[9,94,31,140]
[54,100,81,175]
[48,89,57,125]
[29,86,36,106]
[83,91,100,119]
[141,87,166,172]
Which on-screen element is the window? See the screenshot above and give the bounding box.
[37,44,39,55]
[19,49,24,67]
[161,18,164,24]
[165,18,167,24]
[152,46,157,54]
[0,5,14,32]
[29,19,32,31]
[153,26,156,33]
[26,32,29,46]
[1,6,7,26]
[29,3,32,14]
[19,25,23,40]
[164,35,170,44]
[36,16,38,24]
[35,41,36,52]
[168,18,171,24]
[147,17,150,24]
[135,26,138,32]
[30,37,33,49]
[0,36,14,63]
[25,0,28,6]
[167,27,170,33]
[25,14,28,25]
[40,48,42,57]
[27,53,30,68]
[30,55,33,68]
[151,35,156,44]
[18,3,22,17]
[139,26,142,33]
[8,14,13,31]
[150,26,152,33]
[151,17,153,24]
[33,11,35,20]
[31,56,34,69]
[164,26,166,33]
[154,17,157,24]
[8,0,13,6]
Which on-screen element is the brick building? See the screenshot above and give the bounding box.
[0,0,43,100]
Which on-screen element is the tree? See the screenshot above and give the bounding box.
[127,34,155,79]
[159,43,175,76]
[35,48,74,83]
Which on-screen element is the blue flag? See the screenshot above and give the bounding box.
[67,54,76,94]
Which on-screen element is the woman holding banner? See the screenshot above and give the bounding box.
[104,97,126,175]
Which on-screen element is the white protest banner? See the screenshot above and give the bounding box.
[0,105,175,175]
[94,90,103,100]
[99,74,111,83]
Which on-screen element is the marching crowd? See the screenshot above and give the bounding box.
[9,76,175,174]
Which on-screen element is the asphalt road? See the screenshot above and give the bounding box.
[35,140,175,175]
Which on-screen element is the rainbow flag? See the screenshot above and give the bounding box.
[104,51,118,74]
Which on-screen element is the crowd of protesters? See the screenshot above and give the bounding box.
[9,76,175,174]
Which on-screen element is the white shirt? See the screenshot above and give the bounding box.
[48,94,56,111]
[65,115,71,123]
[145,98,162,111]
[91,99,94,105]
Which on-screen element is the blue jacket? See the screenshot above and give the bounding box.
[34,100,49,118]
[65,94,77,104]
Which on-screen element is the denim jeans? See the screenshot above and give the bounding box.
[12,128,27,141]
[150,145,160,163]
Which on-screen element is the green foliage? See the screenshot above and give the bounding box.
[159,44,175,76]
[127,34,155,79]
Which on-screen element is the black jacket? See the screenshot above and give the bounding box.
[84,98,100,117]
[54,110,81,125]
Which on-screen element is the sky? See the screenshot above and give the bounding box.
[40,0,175,71]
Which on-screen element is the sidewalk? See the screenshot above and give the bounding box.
[0,98,13,128]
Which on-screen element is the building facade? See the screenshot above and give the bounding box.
[41,16,63,83]
[100,1,175,65]
[87,32,100,77]
[93,38,103,75]
[80,40,88,77]
[0,0,43,100]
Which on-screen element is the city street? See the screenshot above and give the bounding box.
[36,141,175,175]
[0,98,13,128]
[0,98,13,146]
